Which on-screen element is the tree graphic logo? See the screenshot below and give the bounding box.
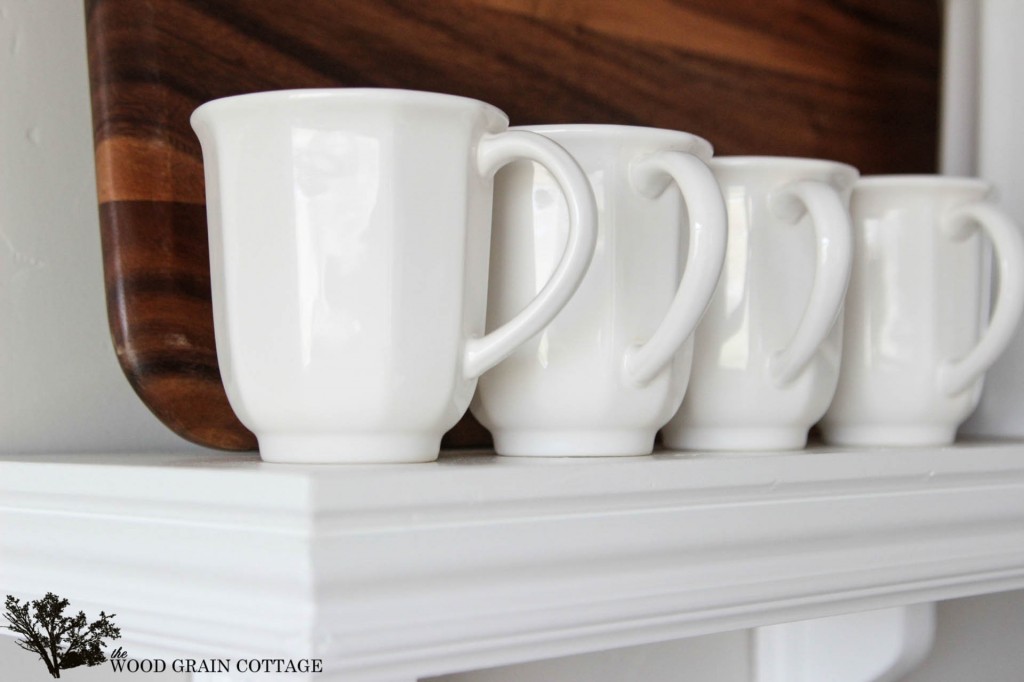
[3,593,121,678]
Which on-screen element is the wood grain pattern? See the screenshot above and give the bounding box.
[86,0,941,450]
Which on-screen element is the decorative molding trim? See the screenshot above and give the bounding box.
[2,443,1024,681]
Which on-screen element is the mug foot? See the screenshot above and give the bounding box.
[821,425,957,448]
[664,426,808,452]
[257,433,442,464]
[493,430,655,457]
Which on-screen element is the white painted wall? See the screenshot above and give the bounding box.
[902,592,1024,682]
[0,0,198,453]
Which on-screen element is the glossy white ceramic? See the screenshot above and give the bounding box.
[662,157,857,451]
[191,89,597,463]
[470,124,727,456]
[820,176,1024,447]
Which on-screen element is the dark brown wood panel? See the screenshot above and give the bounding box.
[86,0,941,450]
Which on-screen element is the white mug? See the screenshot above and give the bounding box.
[662,156,857,451]
[190,89,597,463]
[470,124,727,456]
[820,175,1024,447]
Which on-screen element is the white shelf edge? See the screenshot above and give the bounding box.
[2,442,1024,681]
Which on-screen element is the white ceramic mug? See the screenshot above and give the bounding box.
[820,176,1024,447]
[470,124,727,456]
[190,89,597,463]
[661,156,857,451]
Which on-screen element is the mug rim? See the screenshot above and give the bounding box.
[191,87,509,126]
[710,155,859,178]
[855,174,991,192]
[512,123,714,158]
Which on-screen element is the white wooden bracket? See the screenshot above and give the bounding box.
[754,603,935,682]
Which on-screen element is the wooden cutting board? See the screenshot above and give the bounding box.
[85,0,941,450]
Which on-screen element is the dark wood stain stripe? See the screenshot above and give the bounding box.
[96,200,258,449]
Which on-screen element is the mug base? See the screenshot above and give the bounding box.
[664,426,808,452]
[257,433,441,464]
[493,430,655,457]
[821,425,957,448]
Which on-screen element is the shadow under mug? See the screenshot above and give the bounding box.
[191,89,598,463]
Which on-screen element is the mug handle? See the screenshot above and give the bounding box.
[622,151,728,386]
[936,202,1024,395]
[765,180,853,385]
[462,131,598,380]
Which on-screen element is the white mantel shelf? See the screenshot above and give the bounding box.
[3,442,1024,681]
